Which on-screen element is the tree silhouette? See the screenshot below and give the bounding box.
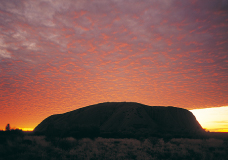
[5,123,10,131]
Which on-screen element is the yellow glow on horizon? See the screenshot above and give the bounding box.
[190,106,228,132]
[19,128,34,131]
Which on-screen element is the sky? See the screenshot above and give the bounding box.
[191,106,228,132]
[0,0,228,131]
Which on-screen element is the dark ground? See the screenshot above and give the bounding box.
[0,130,228,160]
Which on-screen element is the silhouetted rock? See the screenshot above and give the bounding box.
[34,102,204,138]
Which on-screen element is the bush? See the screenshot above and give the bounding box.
[1,135,228,160]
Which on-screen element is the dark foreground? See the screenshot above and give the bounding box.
[1,131,228,160]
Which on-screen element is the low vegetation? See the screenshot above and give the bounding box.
[1,131,228,160]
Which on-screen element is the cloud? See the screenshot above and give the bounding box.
[0,49,11,58]
[213,121,228,124]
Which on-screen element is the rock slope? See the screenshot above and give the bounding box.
[34,102,204,137]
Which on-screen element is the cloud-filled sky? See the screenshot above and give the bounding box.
[0,0,228,130]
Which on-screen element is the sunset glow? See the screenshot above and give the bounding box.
[0,0,227,131]
[18,128,34,132]
[190,106,228,132]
